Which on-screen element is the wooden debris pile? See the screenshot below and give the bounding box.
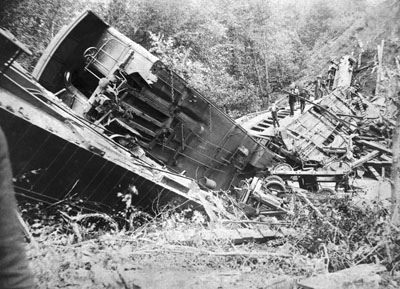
[234,82,395,219]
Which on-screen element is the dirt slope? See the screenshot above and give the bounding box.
[303,0,400,81]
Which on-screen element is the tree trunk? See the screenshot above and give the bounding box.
[261,31,270,107]
[392,112,400,224]
[263,52,270,107]
[252,51,266,107]
[376,40,384,96]
[391,58,400,225]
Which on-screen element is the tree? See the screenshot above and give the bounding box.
[0,0,96,70]
[391,59,400,225]
[298,0,334,49]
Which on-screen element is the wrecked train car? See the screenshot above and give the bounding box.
[0,11,280,214]
[33,11,280,192]
[0,28,212,213]
[238,71,389,193]
[240,86,381,169]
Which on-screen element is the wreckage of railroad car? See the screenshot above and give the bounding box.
[238,55,393,194]
[0,29,211,213]
[32,11,280,192]
[1,10,394,220]
[0,11,283,215]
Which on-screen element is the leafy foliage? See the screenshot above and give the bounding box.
[0,0,382,115]
[289,194,400,272]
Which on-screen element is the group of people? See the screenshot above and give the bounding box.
[270,74,334,127]
[270,72,335,127]
[288,84,310,116]
[270,83,310,128]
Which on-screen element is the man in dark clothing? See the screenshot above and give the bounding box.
[313,75,325,100]
[298,85,309,114]
[288,86,298,116]
[0,127,35,289]
[327,60,338,90]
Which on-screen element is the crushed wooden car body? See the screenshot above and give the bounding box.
[0,10,393,221]
[238,56,393,204]
[0,28,213,213]
[32,11,280,192]
[0,11,281,216]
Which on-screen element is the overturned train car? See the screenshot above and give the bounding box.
[0,28,213,213]
[0,11,279,213]
[33,11,279,191]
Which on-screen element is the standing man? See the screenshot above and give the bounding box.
[288,85,299,116]
[298,84,309,114]
[270,101,280,128]
[314,75,324,100]
[327,59,338,91]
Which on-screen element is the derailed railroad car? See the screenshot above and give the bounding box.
[33,11,280,191]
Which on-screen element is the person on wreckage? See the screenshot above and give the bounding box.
[287,84,299,116]
[270,101,280,128]
[297,83,310,114]
[313,75,326,100]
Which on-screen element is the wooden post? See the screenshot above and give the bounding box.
[392,113,400,224]
[376,40,384,96]
[357,37,364,68]
[391,58,400,225]
[264,52,270,107]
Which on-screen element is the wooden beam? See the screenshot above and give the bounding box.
[364,160,392,167]
[367,166,383,181]
[356,140,392,155]
[272,170,349,177]
[350,150,380,169]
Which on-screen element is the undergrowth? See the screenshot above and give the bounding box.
[287,194,400,273]
[17,191,400,288]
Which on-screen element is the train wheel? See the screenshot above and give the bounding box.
[265,175,285,185]
[327,160,351,172]
[317,187,336,195]
[265,180,286,197]
[273,163,293,172]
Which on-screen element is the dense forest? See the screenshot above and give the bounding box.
[0,0,397,117]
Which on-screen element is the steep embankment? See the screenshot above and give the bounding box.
[302,0,400,89]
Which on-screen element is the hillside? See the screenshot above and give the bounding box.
[302,0,400,91]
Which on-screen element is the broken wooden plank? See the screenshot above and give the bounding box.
[336,113,364,119]
[130,244,293,258]
[253,190,285,210]
[354,136,385,141]
[350,150,380,169]
[368,166,383,181]
[259,210,288,216]
[321,147,347,154]
[381,154,392,161]
[272,170,349,177]
[364,160,392,167]
[356,140,392,155]
[297,264,386,289]
[161,227,282,245]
